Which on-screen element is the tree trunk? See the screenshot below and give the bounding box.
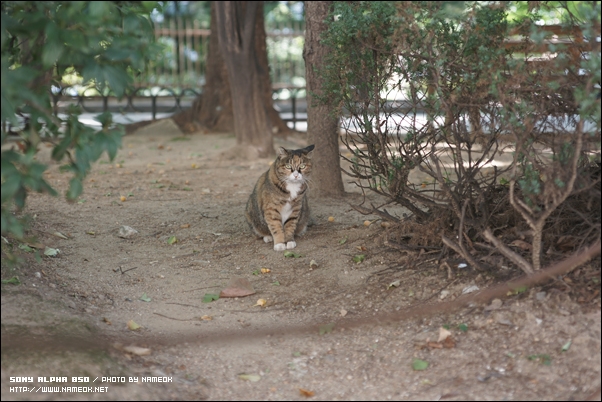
[215,1,274,159]
[304,1,345,197]
[182,1,291,139]
[194,1,234,132]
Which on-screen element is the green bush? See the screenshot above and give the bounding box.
[322,1,600,272]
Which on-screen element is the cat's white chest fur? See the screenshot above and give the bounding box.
[281,202,293,224]
[281,180,302,224]
[286,180,302,200]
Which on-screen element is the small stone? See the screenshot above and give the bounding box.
[462,284,480,294]
[484,298,503,311]
[118,225,138,239]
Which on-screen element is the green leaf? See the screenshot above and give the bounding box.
[67,178,83,201]
[352,254,365,263]
[527,354,552,366]
[18,243,34,252]
[139,293,152,302]
[319,323,335,335]
[284,251,302,258]
[561,340,571,352]
[1,276,21,285]
[252,269,260,275]
[202,293,220,303]
[339,237,348,244]
[412,358,429,371]
[458,323,468,332]
[272,281,280,286]
[167,236,177,245]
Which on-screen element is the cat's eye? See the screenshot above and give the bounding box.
[285,164,292,169]
[299,164,306,169]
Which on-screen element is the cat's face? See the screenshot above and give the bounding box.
[275,145,315,184]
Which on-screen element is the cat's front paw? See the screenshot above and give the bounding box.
[286,241,296,249]
[274,243,286,251]
[263,235,273,243]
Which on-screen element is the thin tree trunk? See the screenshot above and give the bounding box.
[304,1,345,197]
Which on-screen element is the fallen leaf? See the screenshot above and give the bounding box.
[44,247,60,257]
[299,388,315,397]
[319,323,335,335]
[340,309,348,317]
[18,244,34,252]
[139,293,152,302]
[438,327,453,342]
[103,317,112,325]
[167,235,178,245]
[412,358,429,371]
[388,280,401,290]
[510,239,532,250]
[202,293,220,303]
[53,231,69,239]
[260,268,271,274]
[442,336,456,348]
[328,216,335,222]
[219,277,256,298]
[180,223,191,229]
[127,320,141,331]
[363,220,372,227]
[352,254,365,263]
[284,251,302,258]
[238,374,261,382]
[557,236,576,251]
[120,195,127,202]
[339,237,347,245]
[254,298,267,307]
[123,345,151,356]
[1,276,21,285]
[309,260,319,269]
[561,340,572,352]
[200,315,213,321]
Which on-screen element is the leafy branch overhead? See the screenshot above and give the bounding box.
[1,1,161,243]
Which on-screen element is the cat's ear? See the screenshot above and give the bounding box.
[278,147,289,158]
[304,144,315,158]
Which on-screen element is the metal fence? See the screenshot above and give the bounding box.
[138,16,306,89]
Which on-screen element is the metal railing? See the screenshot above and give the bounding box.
[49,85,308,129]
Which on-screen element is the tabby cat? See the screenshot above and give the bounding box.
[245,145,315,251]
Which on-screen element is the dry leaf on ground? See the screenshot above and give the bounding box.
[219,277,256,298]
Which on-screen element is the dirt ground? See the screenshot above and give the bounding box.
[1,119,601,401]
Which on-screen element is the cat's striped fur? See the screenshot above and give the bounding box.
[245,145,314,251]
